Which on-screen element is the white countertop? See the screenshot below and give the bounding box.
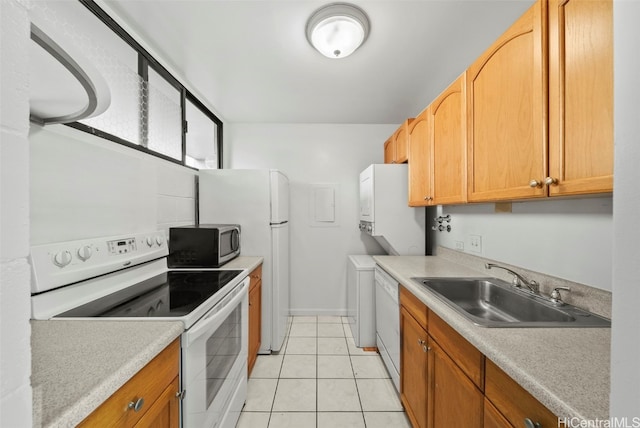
[373,255,610,421]
[31,320,184,428]
[223,256,263,273]
[31,256,264,427]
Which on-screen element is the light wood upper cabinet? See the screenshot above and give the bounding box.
[408,109,431,205]
[548,0,613,196]
[409,74,466,206]
[430,73,467,205]
[384,136,395,164]
[395,119,412,164]
[385,119,413,164]
[466,0,547,202]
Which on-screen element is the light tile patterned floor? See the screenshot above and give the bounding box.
[237,316,411,428]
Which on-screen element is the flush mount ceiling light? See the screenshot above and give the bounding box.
[306,3,370,59]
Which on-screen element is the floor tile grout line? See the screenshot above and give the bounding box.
[242,316,409,427]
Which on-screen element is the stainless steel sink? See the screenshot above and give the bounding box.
[411,277,610,328]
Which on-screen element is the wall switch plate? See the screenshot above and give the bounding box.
[455,241,464,251]
[470,235,482,253]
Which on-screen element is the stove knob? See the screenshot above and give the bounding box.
[53,250,72,268]
[77,245,92,261]
[146,237,154,247]
[155,235,164,246]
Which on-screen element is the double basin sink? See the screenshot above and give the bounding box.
[411,277,610,328]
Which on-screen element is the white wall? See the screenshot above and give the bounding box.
[610,1,640,418]
[225,123,396,315]
[29,125,197,245]
[435,197,613,290]
[0,0,33,425]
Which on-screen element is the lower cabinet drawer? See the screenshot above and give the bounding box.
[400,286,428,328]
[78,339,180,427]
[428,310,484,390]
[485,359,557,428]
[484,397,513,428]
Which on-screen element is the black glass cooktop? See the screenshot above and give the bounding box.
[57,270,243,318]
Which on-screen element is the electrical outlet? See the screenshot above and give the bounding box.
[469,235,482,253]
[455,241,464,251]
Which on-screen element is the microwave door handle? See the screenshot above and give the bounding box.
[183,278,248,347]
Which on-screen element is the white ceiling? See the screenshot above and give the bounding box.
[102,0,534,124]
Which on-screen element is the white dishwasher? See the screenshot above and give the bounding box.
[347,255,376,348]
[375,266,400,392]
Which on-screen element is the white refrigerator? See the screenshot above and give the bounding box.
[199,169,290,353]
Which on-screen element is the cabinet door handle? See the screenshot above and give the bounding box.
[176,390,186,400]
[529,179,542,188]
[524,418,542,428]
[128,397,144,412]
[544,176,558,186]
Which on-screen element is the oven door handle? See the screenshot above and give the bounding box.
[183,277,249,347]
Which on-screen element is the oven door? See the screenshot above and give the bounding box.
[181,277,248,428]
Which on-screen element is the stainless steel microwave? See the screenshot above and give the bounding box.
[168,224,240,268]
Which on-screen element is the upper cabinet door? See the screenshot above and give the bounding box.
[430,73,467,205]
[548,0,613,196]
[384,136,395,164]
[408,109,431,206]
[394,119,412,164]
[385,120,413,164]
[466,0,547,202]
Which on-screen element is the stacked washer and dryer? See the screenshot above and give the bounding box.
[347,163,426,392]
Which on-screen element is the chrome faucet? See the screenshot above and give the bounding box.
[485,263,539,294]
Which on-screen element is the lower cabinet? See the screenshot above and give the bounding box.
[248,264,263,376]
[485,359,557,428]
[400,306,429,428]
[399,285,557,428]
[484,398,512,428]
[134,377,180,428]
[78,338,180,428]
[430,338,483,428]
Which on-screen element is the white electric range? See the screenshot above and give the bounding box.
[30,231,248,428]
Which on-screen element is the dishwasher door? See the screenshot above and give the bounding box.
[374,267,400,391]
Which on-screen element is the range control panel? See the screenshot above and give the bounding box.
[107,237,137,256]
[30,231,168,294]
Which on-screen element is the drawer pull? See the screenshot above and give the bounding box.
[128,397,144,412]
[524,418,541,428]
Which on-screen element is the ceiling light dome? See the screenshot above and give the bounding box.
[306,3,370,59]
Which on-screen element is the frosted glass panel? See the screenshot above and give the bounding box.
[30,1,143,144]
[186,99,218,169]
[147,68,182,160]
